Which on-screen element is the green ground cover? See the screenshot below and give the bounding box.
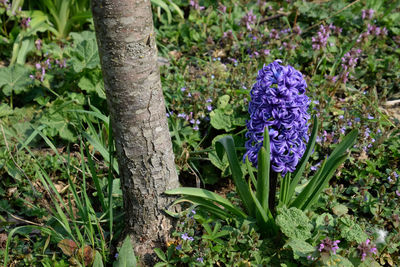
[0,0,399,266]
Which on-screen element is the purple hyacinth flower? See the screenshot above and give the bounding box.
[243,60,310,175]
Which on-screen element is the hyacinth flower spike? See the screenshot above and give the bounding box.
[166,60,357,238]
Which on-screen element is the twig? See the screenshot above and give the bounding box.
[259,12,289,24]
[8,212,43,227]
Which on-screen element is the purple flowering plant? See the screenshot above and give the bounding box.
[167,60,358,237]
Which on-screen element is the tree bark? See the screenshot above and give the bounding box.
[91,0,180,264]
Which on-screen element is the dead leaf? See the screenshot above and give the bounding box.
[77,245,95,266]
[0,233,7,248]
[58,239,78,256]
[7,187,17,197]
[168,50,182,60]
[212,49,226,58]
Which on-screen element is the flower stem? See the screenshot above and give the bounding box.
[269,170,278,216]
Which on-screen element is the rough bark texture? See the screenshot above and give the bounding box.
[91,0,180,264]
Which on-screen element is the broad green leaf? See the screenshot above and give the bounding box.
[322,254,354,267]
[287,116,318,204]
[290,129,357,210]
[208,134,230,174]
[216,136,255,216]
[301,154,348,210]
[0,64,32,96]
[70,37,100,72]
[332,204,348,216]
[16,37,34,65]
[70,31,97,44]
[166,187,246,218]
[93,251,104,267]
[339,217,368,243]
[0,104,13,117]
[169,197,230,220]
[151,0,172,23]
[154,248,166,262]
[78,72,106,99]
[114,236,137,267]
[276,206,313,240]
[210,109,234,131]
[285,239,315,260]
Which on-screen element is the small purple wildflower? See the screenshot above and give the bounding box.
[223,30,234,40]
[206,105,213,112]
[115,253,119,259]
[178,113,186,119]
[176,244,182,250]
[20,17,31,29]
[241,10,257,30]
[367,114,374,120]
[357,239,377,261]
[269,29,280,39]
[312,25,330,50]
[341,48,362,71]
[181,87,186,92]
[263,49,270,56]
[218,2,226,13]
[35,39,42,50]
[362,9,375,20]
[196,257,204,263]
[0,0,11,10]
[396,190,400,197]
[189,0,204,11]
[293,25,302,35]
[318,238,340,255]
[193,125,199,131]
[307,255,316,261]
[45,58,51,69]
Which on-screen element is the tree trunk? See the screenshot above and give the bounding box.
[91,0,180,264]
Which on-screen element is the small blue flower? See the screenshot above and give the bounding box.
[176,244,182,250]
[181,87,186,92]
[181,233,194,241]
[197,257,204,263]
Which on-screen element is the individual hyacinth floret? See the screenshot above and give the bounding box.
[244,60,310,174]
